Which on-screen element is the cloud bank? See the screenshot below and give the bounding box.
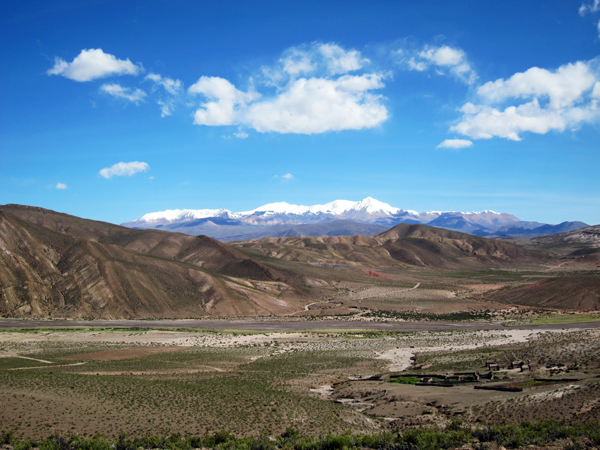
[48,34,600,143]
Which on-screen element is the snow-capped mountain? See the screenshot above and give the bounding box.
[127,197,413,227]
[136,208,233,226]
[121,196,576,241]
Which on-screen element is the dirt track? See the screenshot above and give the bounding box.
[1,318,599,331]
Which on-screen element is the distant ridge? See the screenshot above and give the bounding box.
[122,197,589,241]
[233,223,548,269]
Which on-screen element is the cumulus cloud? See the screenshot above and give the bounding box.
[477,62,596,109]
[234,131,249,139]
[244,74,387,134]
[47,49,142,82]
[436,139,473,149]
[449,60,600,141]
[99,161,150,179]
[56,183,67,190]
[188,76,260,126]
[579,0,600,15]
[101,83,147,104]
[403,45,477,84]
[189,43,386,134]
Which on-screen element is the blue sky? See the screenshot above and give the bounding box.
[1,0,600,225]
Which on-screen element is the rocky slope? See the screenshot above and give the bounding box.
[0,205,305,319]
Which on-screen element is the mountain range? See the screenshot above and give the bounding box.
[1,203,598,319]
[0,203,556,319]
[123,197,589,241]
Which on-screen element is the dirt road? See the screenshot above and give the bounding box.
[0,318,599,331]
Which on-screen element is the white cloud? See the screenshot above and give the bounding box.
[451,99,597,141]
[318,43,366,75]
[579,0,600,15]
[281,49,315,76]
[450,60,600,141]
[275,173,294,180]
[56,183,67,190]
[188,76,260,126]
[598,19,600,37]
[244,74,387,134]
[157,100,174,117]
[404,45,477,85]
[101,83,147,104]
[592,81,600,99]
[47,49,142,82]
[99,161,150,179]
[189,52,387,134]
[436,139,473,149]
[477,62,596,109]
[47,42,385,134]
[264,42,368,87]
[145,73,183,117]
[146,73,182,95]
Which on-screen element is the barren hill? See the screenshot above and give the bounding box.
[233,223,547,268]
[532,225,600,249]
[0,205,305,319]
[486,274,600,310]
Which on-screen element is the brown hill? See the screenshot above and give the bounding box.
[233,223,547,269]
[0,205,303,319]
[486,275,600,310]
[523,225,600,268]
[532,224,600,249]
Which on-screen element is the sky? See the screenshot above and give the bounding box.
[1,0,600,225]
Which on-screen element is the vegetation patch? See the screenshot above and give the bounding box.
[362,310,494,322]
[388,376,423,385]
[2,419,600,450]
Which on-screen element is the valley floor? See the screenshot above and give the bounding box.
[1,322,599,442]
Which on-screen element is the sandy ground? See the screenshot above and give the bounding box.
[375,328,552,372]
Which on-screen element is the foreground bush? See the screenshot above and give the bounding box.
[2,419,600,450]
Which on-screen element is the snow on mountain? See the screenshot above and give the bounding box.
[240,197,399,217]
[122,197,522,234]
[131,208,232,226]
